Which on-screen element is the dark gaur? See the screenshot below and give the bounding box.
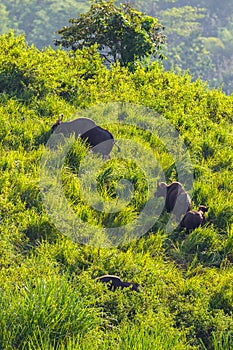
[154,181,191,221]
[95,275,141,291]
[179,205,208,234]
[51,115,120,159]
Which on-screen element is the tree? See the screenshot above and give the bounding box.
[54,0,166,68]
[161,6,214,84]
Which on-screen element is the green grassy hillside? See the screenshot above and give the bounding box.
[0,32,233,349]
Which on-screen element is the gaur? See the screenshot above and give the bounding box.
[179,205,208,234]
[154,181,191,221]
[51,115,120,159]
[95,275,141,291]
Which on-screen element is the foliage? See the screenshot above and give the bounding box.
[0,32,233,349]
[55,0,166,68]
[0,31,104,103]
[125,0,233,94]
[1,0,233,92]
[0,0,89,49]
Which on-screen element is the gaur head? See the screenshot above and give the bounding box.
[154,182,167,197]
[198,205,208,213]
[51,114,64,132]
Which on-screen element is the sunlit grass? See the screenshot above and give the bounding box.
[0,32,233,349]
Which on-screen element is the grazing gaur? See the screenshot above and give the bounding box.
[95,275,141,292]
[179,205,208,234]
[51,115,120,159]
[154,181,191,221]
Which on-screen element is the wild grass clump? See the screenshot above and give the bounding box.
[0,274,102,349]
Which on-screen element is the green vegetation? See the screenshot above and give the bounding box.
[1,0,232,93]
[0,31,233,349]
[126,0,233,94]
[0,0,89,49]
[55,1,166,69]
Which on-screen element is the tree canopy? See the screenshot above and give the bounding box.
[55,0,166,68]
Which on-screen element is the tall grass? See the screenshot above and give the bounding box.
[0,33,233,349]
[0,274,102,349]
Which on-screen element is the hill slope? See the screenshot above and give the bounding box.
[0,32,233,349]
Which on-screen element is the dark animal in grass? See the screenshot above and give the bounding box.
[154,181,191,221]
[96,275,141,292]
[51,115,120,159]
[179,205,208,234]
